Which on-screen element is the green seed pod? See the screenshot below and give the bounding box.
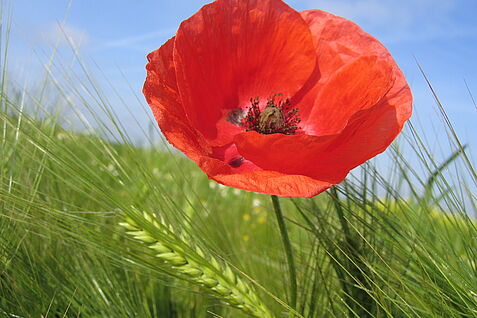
[157,252,177,260]
[213,284,232,296]
[118,222,137,231]
[224,265,236,284]
[120,214,275,318]
[195,246,205,258]
[149,242,172,254]
[168,256,188,266]
[177,265,203,277]
[258,105,285,134]
[199,276,219,288]
[236,277,250,294]
[135,234,156,243]
[210,256,220,270]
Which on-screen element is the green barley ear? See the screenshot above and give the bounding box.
[119,211,274,318]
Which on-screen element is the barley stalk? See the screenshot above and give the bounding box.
[119,212,275,318]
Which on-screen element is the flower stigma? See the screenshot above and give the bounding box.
[243,94,301,135]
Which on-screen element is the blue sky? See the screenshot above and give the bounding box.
[8,0,477,157]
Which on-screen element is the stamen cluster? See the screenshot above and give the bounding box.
[243,95,301,135]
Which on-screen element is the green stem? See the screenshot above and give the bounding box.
[271,195,297,315]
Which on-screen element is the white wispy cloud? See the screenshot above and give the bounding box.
[93,28,176,52]
[39,22,89,49]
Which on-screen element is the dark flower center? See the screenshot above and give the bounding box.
[243,94,301,135]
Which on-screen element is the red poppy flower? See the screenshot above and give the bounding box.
[143,0,412,198]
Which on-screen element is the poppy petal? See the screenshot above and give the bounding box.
[198,155,333,198]
[317,70,412,172]
[173,0,317,145]
[234,131,348,183]
[296,9,398,133]
[304,55,395,136]
[301,9,392,80]
[143,37,211,160]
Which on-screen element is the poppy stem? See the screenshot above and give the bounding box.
[271,195,297,315]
